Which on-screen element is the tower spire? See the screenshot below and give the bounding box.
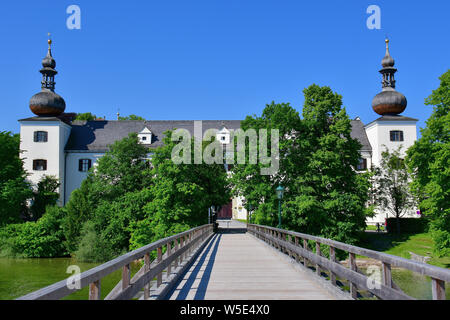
[29,35,66,117]
[371,38,407,116]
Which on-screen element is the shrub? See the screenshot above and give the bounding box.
[0,206,67,258]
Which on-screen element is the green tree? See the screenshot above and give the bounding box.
[30,175,60,221]
[231,85,371,246]
[119,114,146,121]
[373,147,416,234]
[0,131,32,225]
[63,133,150,254]
[75,112,97,121]
[131,130,231,248]
[229,102,302,226]
[286,85,371,245]
[406,70,450,256]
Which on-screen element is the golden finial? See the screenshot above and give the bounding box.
[48,33,52,48]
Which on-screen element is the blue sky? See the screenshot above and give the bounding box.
[0,0,448,135]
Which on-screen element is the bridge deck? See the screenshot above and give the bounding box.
[166,220,336,300]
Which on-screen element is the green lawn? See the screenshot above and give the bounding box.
[359,231,450,269]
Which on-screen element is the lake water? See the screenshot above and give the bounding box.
[0,257,141,300]
[0,257,448,300]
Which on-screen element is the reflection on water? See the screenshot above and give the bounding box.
[0,257,141,300]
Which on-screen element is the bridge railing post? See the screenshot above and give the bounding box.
[432,278,446,300]
[349,253,358,299]
[89,280,101,300]
[157,247,163,287]
[316,242,321,276]
[303,239,308,268]
[329,246,337,286]
[143,252,151,300]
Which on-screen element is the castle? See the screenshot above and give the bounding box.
[19,38,418,224]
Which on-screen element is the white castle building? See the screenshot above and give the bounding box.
[19,38,418,224]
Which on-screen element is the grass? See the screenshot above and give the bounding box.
[359,231,450,269]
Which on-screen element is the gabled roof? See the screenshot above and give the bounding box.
[65,120,242,152]
[350,119,372,151]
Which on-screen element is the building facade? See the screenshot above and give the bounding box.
[19,38,418,223]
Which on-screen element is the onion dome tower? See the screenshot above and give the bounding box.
[29,35,66,117]
[371,39,407,115]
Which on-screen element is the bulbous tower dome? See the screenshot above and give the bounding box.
[29,36,66,117]
[372,39,407,116]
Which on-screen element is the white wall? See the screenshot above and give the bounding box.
[364,119,418,224]
[19,120,71,205]
[64,152,104,204]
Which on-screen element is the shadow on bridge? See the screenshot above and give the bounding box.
[167,234,222,300]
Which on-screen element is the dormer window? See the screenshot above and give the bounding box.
[216,126,231,145]
[390,130,404,142]
[138,127,152,145]
[34,131,48,142]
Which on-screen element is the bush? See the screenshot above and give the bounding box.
[0,206,67,258]
[74,221,124,263]
[386,217,429,234]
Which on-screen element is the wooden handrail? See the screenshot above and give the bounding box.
[17,224,213,300]
[248,224,449,300]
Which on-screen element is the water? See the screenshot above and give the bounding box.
[0,257,141,300]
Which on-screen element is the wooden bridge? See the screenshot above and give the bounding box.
[18,220,450,300]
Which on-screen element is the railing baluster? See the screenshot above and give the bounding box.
[157,247,162,287]
[294,236,300,263]
[303,239,308,267]
[167,242,172,275]
[89,280,101,300]
[431,278,446,300]
[330,246,336,286]
[122,263,130,291]
[382,262,392,288]
[143,252,151,300]
[349,253,358,299]
[174,238,179,268]
[316,242,321,276]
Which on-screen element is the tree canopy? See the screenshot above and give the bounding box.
[231,85,372,245]
[406,70,450,256]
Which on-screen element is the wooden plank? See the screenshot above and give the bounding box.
[167,243,172,275]
[89,280,101,300]
[303,239,308,267]
[168,230,336,300]
[432,278,446,300]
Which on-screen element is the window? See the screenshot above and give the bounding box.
[78,159,92,172]
[141,136,147,141]
[357,158,367,171]
[390,130,404,142]
[33,131,48,142]
[33,159,47,171]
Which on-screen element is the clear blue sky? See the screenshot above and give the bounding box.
[1,0,449,135]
